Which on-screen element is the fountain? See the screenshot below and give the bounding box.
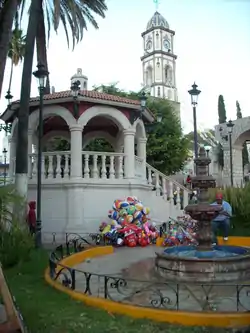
[155,146,250,283]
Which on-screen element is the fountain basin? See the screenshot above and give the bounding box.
[155,245,250,283]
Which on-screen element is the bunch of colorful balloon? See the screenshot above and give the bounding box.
[98,196,159,247]
[108,196,150,226]
[162,216,197,247]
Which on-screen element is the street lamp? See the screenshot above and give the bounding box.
[129,91,147,124]
[32,63,49,248]
[70,80,81,118]
[2,148,7,185]
[227,120,234,187]
[5,90,13,107]
[188,82,201,159]
[130,91,162,131]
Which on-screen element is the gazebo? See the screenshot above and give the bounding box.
[1,72,189,241]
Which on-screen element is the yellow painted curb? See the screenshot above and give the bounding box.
[45,244,250,328]
[156,236,250,247]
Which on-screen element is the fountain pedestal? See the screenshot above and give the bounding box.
[155,147,250,283]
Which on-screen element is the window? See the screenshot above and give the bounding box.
[165,65,173,85]
[146,66,153,86]
[157,87,161,97]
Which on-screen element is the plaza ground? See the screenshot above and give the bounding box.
[4,248,239,333]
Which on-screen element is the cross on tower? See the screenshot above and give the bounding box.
[153,0,160,11]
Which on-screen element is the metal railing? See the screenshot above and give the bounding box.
[48,232,250,313]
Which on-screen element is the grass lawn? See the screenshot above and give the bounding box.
[4,249,235,333]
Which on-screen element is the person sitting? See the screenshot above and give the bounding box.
[211,193,232,245]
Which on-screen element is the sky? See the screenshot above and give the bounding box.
[1,0,250,148]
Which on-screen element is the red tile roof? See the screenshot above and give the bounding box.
[12,90,140,106]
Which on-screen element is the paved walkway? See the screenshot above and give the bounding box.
[72,247,250,312]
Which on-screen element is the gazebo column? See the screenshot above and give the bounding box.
[8,137,16,179]
[137,137,147,180]
[70,124,83,178]
[123,128,135,179]
[66,124,84,233]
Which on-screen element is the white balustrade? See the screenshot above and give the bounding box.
[27,151,125,181]
[28,152,71,180]
[135,156,144,178]
[146,163,192,216]
[81,151,124,180]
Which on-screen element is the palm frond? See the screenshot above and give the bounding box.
[43,0,108,49]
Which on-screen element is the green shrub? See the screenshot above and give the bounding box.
[208,184,250,228]
[0,185,34,268]
[0,223,34,268]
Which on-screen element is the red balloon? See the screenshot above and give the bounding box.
[126,233,137,247]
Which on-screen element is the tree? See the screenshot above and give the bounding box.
[36,0,108,94]
[15,0,41,197]
[236,100,242,119]
[15,0,108,196]
[184,129,216,151]
[218,95,227,124]
[146,98,189,174]
[7,27,25,94]
[217,95,227,168]
[0,0,21,98]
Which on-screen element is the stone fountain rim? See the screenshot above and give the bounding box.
[155,247,250,263]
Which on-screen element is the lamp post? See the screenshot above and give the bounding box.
[227,120,234,186]
[32,63,49,248]
[0,91,13,135]
[2,148,7,185]
[188,83,201,159]
[70,80,81,118]
[131,91,162,131]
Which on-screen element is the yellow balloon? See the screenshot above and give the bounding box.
[101,225,111,235]
[126,215,133,223]
[135,203,143,211]
[143,207,150,215]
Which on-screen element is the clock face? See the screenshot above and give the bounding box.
[146,40,152,51]
[163,39,170,50]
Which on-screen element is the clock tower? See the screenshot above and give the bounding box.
[141,11,178,103]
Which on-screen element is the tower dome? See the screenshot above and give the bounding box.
[146,11,169,30]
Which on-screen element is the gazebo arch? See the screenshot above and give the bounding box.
[42,130,70,149]
[29,105,76,133]
[77,105,131,130]
[133,118,147,141]
[83,131,116,150]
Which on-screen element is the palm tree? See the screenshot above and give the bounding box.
[0,0,21,98]
[36,0,108,94]
[15,0,108,196]
[7,27,26,95]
